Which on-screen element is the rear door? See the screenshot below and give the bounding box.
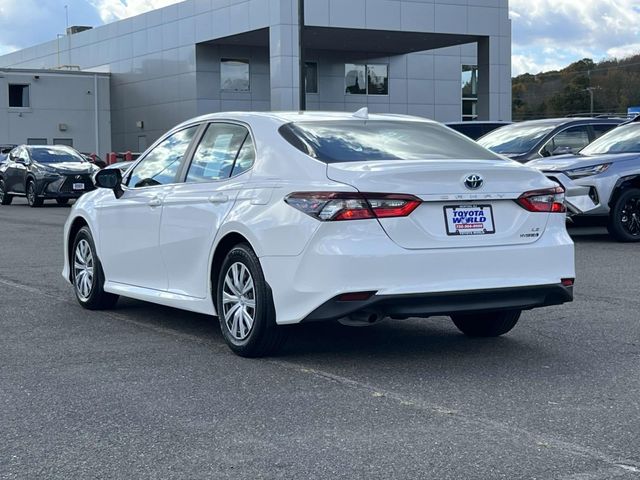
[159,122,255,299]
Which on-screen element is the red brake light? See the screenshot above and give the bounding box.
[516,186,566,213]
[285,192,421,221]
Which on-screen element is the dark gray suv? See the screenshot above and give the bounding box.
[478,117,624,163]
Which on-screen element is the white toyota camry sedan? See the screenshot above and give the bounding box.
[63,111,575,357]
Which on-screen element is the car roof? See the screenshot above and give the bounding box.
[511,117,624,127]
[173,110,437,130]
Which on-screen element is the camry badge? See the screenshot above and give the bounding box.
[464,174,483,190]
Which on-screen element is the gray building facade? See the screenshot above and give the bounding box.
[0,69,111,154]
[0,0,511,153]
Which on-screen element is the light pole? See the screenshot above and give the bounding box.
[585,86,600,116]
[298,0,306,111]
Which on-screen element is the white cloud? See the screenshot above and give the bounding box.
[510,0,640,74]
[607,43,640,59]
[88,0,182,23]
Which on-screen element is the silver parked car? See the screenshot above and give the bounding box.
[528,116,640,242]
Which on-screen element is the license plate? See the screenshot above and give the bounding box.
[72,183,85,190]
[444,205,495,236]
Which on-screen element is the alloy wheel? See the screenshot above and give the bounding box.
[27,183,35,205]
[222,262,256,341]
[620,196,640,237]
[74,239,95,301]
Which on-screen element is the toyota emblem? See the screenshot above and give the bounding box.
[464,174,483,190]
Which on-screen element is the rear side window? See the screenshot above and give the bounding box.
[279,120,501,163]
[186,123,251,183]
[592,123,617,139]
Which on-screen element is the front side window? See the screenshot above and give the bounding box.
[221,59,250,92]
[186,123,251,183]
[9,84,30,107]
[280,120,502,163]
[542,126,590,156]
[127,126,198,188]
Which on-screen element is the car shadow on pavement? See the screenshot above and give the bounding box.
[112,297,551,366]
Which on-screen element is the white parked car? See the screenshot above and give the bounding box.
[63,111,575,357]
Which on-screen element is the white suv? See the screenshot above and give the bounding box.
[63,111,575,357]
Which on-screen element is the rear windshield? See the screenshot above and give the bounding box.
[279,120,502,163]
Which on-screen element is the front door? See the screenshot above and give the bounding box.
[5,147,28,193]
[97,125,199,291]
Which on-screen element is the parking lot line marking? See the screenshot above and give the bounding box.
[1,274,638,474]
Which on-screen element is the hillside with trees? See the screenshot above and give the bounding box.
[512,55,640,120]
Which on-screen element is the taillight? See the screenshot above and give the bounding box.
[516,186,566,213]
[285,192,421,221]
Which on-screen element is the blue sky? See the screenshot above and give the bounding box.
[1,0,639,76]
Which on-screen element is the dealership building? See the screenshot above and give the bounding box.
[0,0,511,155]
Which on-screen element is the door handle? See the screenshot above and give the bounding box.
[208,194,229,204]
[148,196,163,207]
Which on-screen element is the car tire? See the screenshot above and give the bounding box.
[26,181,43,208]
[56,198,70,206]
[216,243,287,357]
[607,188,640,242]
[0,179,13,205]
[451,310,521,337]
[72,226,119,310]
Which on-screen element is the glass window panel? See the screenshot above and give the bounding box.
[9,84,30,107]
[462,65,478,99]
[542,126,590,156]
[221,59,250,92]
[231,134,255,177]
[367,64,388,95]
[345,64,366,94]
[280,120,502,163]
[128,126,197,188]
[186,123,249,183]
[305,62,318,94]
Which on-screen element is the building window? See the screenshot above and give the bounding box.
[462,65,478,121]
[27,138,47,145]
[221,59,250,92]
[9,84,30,107]
[367,65,388,95]
[305,62,318,94]
[345,64,388,95]
[53,138,74,147]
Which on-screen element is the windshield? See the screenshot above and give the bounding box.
[478,122,557,154]
[279,120,502,163]
[580,124,640,155]
[28,147,85,164]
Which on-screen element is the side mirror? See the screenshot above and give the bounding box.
[94,168,124,198]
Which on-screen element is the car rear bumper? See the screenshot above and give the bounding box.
[261,215,575,325]
[302,284,573,322]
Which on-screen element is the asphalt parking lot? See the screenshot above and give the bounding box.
[0,198,638,480]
